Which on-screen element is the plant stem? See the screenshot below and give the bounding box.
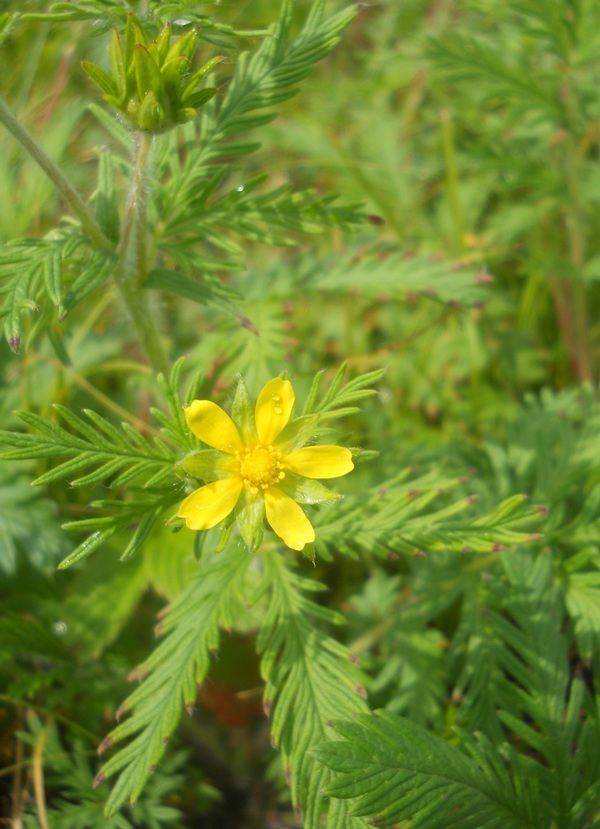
[32,723,50,829]
[564,133,592,383]
[0,96,170,375]
[440,109,466,256]
[0,95,110,250]
[114,131,170,376]
[561,77,593,383]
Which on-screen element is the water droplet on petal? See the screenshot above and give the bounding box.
[271,393,281,402]
[273,406,283,415]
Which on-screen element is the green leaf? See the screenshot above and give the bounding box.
[43,246,63,306]
[144,268,242,318]
[95,149,120,243]
[59,251,117,319]
[181,87,217,110]
[100,543,252,816]
[0,468,67,573]
[316,471,542,559]
[176,449,227,479]
[62,556,147,657]
[314,712,540,829]
[259,551,368,827]
[314,245,492,308]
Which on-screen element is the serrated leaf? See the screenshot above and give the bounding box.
[101,544,252,815]
[313,712,539,829]
[258,550,368,826]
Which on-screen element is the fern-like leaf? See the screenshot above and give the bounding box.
[0,406,176,488]
[98,543,252,816]
[313,711,540,829]
[316,470,542,559]
[258,550,369,828]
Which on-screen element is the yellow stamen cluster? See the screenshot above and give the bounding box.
[238,445,285,492]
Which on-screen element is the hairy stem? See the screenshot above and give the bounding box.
[0,95,110,249]
[0,96,169,375]
[114,132,169,376]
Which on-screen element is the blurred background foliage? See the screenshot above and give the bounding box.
[2,0,600,827]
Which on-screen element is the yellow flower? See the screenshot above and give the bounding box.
[177,377,354,551]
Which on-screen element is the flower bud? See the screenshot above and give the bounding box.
[82,14,223,134]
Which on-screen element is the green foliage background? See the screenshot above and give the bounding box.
[1,1,600,827]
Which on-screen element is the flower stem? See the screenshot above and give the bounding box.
[0,95,110,250]
[0,96,169,375]
[113,131,170,376]
[440,109,466,256]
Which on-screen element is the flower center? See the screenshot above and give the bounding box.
[238,445,285,491]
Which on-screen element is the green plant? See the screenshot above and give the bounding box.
[1,1,599,828]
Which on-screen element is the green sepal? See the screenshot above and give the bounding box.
[125,97,140,124]
[103,94,123,109]
[138,90,164,131]
[235,486,265,552]
[217,515,234,552]
[274,414,319,453]
[131,17,149,48]
[81,16,222,134]
[231,376,257,444]
[123,13,136,67]
[301,541,315,562]
[109,29,126,99]
[165,511,185,530]
[161,59,184,102]
[176,449,229,480]
[81,61,118,96]
[181,55,225,98]
[279,472,341,506]
[161,54,188,79]
[193,530,207,560]
[165,28,199,72]
[177,107,200,125]
[152,22,172,64]
[351,447,380,463]
[134,44,163,102]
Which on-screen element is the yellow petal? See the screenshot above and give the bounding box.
[184,400,243,453]
[264,487,315,551]
[178,477,243,530]
[255,378,294,446]
[284,446,354,479]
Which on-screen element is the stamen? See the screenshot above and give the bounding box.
[239,444,283,489]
